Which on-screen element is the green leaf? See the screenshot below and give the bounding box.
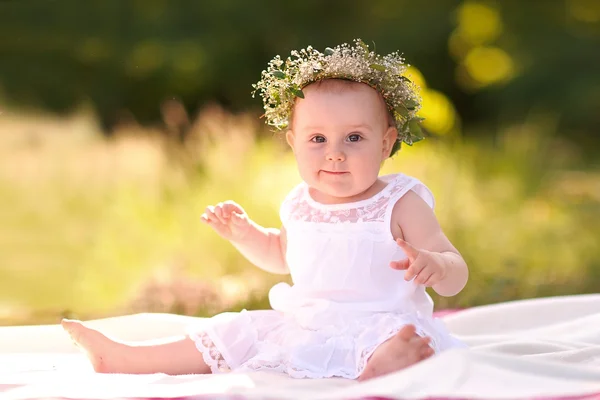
[324,47,335,56]
[289,87,304,98]
[396,106,409,119]
[272,70,286,79]
[404,99,419,110]
[369,63,386,72]
[272,91,281,104]
[408,119,424,141]
[401,120,410,133]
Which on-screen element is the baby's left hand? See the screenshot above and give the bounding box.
[390,238,447,286]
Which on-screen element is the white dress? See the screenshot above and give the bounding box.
[190,173,465,379]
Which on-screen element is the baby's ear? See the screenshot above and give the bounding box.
[285,130,296,150]
[382,126,398,157]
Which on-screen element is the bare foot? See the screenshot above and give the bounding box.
[61,319,211,375]
[358,324,434,381]
[61,319,129,373]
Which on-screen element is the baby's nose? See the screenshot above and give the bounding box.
[326,151,346,162]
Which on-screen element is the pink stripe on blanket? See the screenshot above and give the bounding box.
[357,393,600,400]
[26,393,600,400]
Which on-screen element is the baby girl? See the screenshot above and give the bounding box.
[62,39,468,381]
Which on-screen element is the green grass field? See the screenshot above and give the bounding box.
[1,107,598,325]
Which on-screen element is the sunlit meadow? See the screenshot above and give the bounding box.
[0,101,598,325]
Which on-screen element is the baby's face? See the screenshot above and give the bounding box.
[287,81,396,202]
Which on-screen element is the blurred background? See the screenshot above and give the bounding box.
[0,0,598,326]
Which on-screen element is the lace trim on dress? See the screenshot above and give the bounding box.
[191,331,231,374]
[238,318,440,380]
[286,175,413,224]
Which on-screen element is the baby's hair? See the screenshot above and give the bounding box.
[289,78,395,131]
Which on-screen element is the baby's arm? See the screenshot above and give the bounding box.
[391,191,468,297]
[202,201,288,275]
[231,222,288,275]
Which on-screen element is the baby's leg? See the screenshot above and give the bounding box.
[62,319,211,375]
[358,324,434,381]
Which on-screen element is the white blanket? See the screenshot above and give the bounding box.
[1,294,599,399]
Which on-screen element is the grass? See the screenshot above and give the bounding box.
[0,105,598,325]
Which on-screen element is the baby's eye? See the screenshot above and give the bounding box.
[347,134,362,142]
[311,135,326,143]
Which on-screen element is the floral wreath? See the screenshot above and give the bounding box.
[252,39,425,156]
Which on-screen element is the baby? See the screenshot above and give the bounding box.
[62,39,468,381]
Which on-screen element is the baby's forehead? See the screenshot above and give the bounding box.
[297,80,388,113]
[293,80,392,128]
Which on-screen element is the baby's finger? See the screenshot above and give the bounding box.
[396,238,420,261]
[415,269,434,286]
[203,206,221,224]
[214,203,227,224]
[222,201,244,217]
[404,258,426,281]
[390,258,410,270]
[421,271,440,287]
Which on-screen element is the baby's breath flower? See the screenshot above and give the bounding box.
[252,39,425,156]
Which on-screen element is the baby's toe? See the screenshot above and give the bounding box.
[61,319,83,339]
[61,318,79,329]
[415,336,434,360]
[420,345,435,360]
[397,324,417,341]
[405,335,433,361]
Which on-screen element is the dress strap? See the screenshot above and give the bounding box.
[383,174,435,229]
[279,182,306,225]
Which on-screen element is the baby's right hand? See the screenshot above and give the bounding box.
[201,201,252,242]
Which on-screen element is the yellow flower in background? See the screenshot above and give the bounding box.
[449,1,516,90]
[456,1,503,45]
[420,90,457,135]
[463,46,515,86]
[404,66,427,90]
[404,66,457,136]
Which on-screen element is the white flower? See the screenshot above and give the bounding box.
[252,39,425,155]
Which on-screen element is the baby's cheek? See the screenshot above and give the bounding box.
[295,165,318,188]
[297,154,319,173]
